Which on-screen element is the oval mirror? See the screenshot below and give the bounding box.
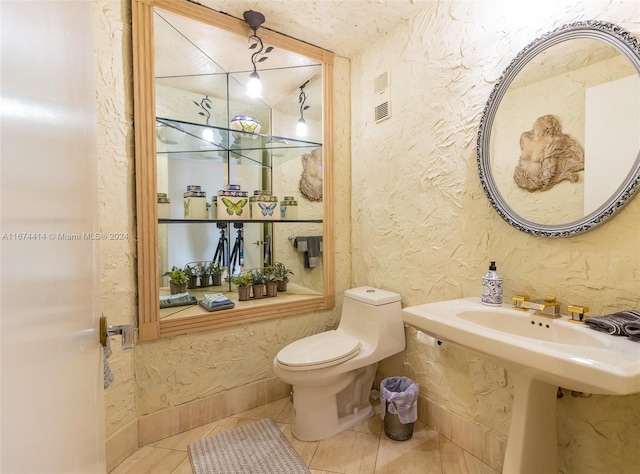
[477,21,640,237]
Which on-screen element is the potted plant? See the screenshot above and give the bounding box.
[197,262,211,287]
[231,271,253,301]
[250,269,266,299]
[263,266,279,297]
[163,266,189,294]
[272,262,294,292]
[209,261,225,286]
[184,264,198,289]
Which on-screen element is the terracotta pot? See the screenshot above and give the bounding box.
[276,279,288,292]
[200,274,212,287]
[238,285,251,301]
[266,282,278,297]
[252,284,265,299]
[169,282,187,295]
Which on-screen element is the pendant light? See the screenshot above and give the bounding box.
[243,10,273,99]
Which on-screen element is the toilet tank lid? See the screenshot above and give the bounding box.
[344,286,401,305]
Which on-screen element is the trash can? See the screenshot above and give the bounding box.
[380,376,419,441]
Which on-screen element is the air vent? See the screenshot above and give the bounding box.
[374,71,389,94]
[374,70,391,123]
[375,102,391,122]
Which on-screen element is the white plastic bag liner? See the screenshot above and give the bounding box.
[380,377,419,424]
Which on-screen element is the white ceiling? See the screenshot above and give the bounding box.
[155,0,430,122]
[155,7,322,110]
[197,0,429,57]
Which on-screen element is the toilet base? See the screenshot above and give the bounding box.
[291,393,374,442]
[289,364,377,441]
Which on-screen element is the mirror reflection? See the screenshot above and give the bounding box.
[153,6,325,319]
[478,22,640,235]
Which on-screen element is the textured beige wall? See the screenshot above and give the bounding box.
[350,1,640,472]
[95,0,138,438]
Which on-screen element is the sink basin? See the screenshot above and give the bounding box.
[457,309,608,346]
[402,297,640,474]
[402,297,640,395]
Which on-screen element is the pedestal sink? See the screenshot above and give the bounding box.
[402,297,640,474]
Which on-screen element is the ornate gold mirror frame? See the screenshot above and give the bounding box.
[132,0,335,341]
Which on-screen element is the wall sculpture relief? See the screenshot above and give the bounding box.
[513,114,585,192]
[299,148,323,201]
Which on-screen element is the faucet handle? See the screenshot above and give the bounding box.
[512,295,529,310]
[567,304,590,323]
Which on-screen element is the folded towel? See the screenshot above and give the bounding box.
[622,320,640,345]
[160,292,189,301]
[103,336,115,389]
[160,292,198,309]
[622,320,640,335]
[585,310,640,337]
[380,377,419,424]
[199,293,235,312]
[294,236,323,268]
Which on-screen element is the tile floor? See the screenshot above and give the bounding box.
[111,397,499,474]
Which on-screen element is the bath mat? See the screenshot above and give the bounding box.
[188,418,310,474]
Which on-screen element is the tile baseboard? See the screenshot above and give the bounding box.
[137,377,291,446]
[418,394,507,472]
[106,418,138,473]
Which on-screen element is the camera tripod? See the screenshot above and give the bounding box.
[229,223,244,274]
[212,223,229,267]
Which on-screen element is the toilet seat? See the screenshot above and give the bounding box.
[276,331,360,371]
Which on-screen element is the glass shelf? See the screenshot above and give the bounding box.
[159,218,323,224]
[156,117,321,167]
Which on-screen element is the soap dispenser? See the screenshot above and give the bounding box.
[481,261,503,306]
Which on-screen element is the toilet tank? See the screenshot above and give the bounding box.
[338,287,405,357]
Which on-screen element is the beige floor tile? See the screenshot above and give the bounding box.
[440,436,468,474]
[115,400,500,474]
[275,398,295,423]
[111,446,187,474]
[153,420,220,451]
[310,429,380,474]
[111,446,154,473]
[353,412,384,436]
[170,457,194,474]
[206,416,257,436]
[277,421,319,466]
[374,421,441,474]
[231,397,289,421]
[440,437,499,474]
[461,450,499,474]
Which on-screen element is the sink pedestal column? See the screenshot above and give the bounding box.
[503,373,558,474]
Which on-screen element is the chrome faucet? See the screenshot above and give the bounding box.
[512,295,561,318]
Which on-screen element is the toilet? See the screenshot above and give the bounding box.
[273,286,405,441]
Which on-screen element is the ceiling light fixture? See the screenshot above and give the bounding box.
[243,10,273,99]
[296,80,310,137]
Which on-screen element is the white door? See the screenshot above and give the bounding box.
[0,1,106,472]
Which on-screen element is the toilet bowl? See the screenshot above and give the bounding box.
[273,286,405,441]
